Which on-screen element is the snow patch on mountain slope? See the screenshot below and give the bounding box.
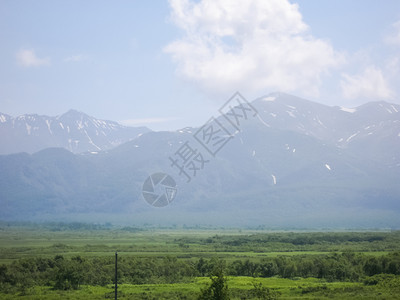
[286,111,296,118]
[83,130,101,150]
[271,174,277,185]
[263,96,276,102]
[26,123,31,135]
[346,131,360,142]
[45,120,53,134]
[340,107,356,113]
[315,116,326,128]
[76,120,84,130]
[257,115,270,127]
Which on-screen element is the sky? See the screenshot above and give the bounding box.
[1,0,400,131]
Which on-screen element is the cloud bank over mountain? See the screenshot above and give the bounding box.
[165,0,342,97]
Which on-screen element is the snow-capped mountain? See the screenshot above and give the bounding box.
[251,93,400,167]
[1,94,399,227]
[253,93,399,147]
[0,109,150,154]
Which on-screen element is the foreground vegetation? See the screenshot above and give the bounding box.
[1,222,400,299]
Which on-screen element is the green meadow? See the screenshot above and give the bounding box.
[1,223,400,299]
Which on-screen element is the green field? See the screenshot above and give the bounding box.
[1,223,400,299]
[1,277,399,299]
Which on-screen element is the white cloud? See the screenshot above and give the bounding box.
[64,54,86,62]
[120,117,178,127]
[164,0,343,96]
[16,49,50,67]
[385,56,399,78]
[340,66,393,100]
[385,20,400,46]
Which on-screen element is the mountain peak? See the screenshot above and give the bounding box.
[257,92,294,102]
[254,92,330,112]
[59,109,88,119]
[355,101,400,116]
[66,109,82,114]
[0,109,150,155]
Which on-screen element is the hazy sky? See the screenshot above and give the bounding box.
[1,0,400,130]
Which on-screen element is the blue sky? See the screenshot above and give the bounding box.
[1,0,400,130]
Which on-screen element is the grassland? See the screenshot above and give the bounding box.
[1,222,400,299]
[1,277,399,299]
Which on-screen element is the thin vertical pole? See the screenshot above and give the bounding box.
[115,251,118,300]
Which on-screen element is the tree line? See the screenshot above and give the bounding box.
[1,252,400,294]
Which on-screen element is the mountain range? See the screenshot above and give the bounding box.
[1,93,399,228]
[0,109,149,154]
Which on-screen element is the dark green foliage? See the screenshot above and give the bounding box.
[53,255,84,290]
[0,265,8,284]
[363,274,400,297]
[230,259,258,277]
[198,265,229,300]
[196,257,211,277]
[1,251,400,292]
[2,229,400,299]
[173,230,400,253]
[223,251,400,281]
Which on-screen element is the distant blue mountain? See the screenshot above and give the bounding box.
[1,94,399,228]
[0,109,150,154]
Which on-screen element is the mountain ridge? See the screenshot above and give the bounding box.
[1,93,399,227]
[0,110,150,154]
